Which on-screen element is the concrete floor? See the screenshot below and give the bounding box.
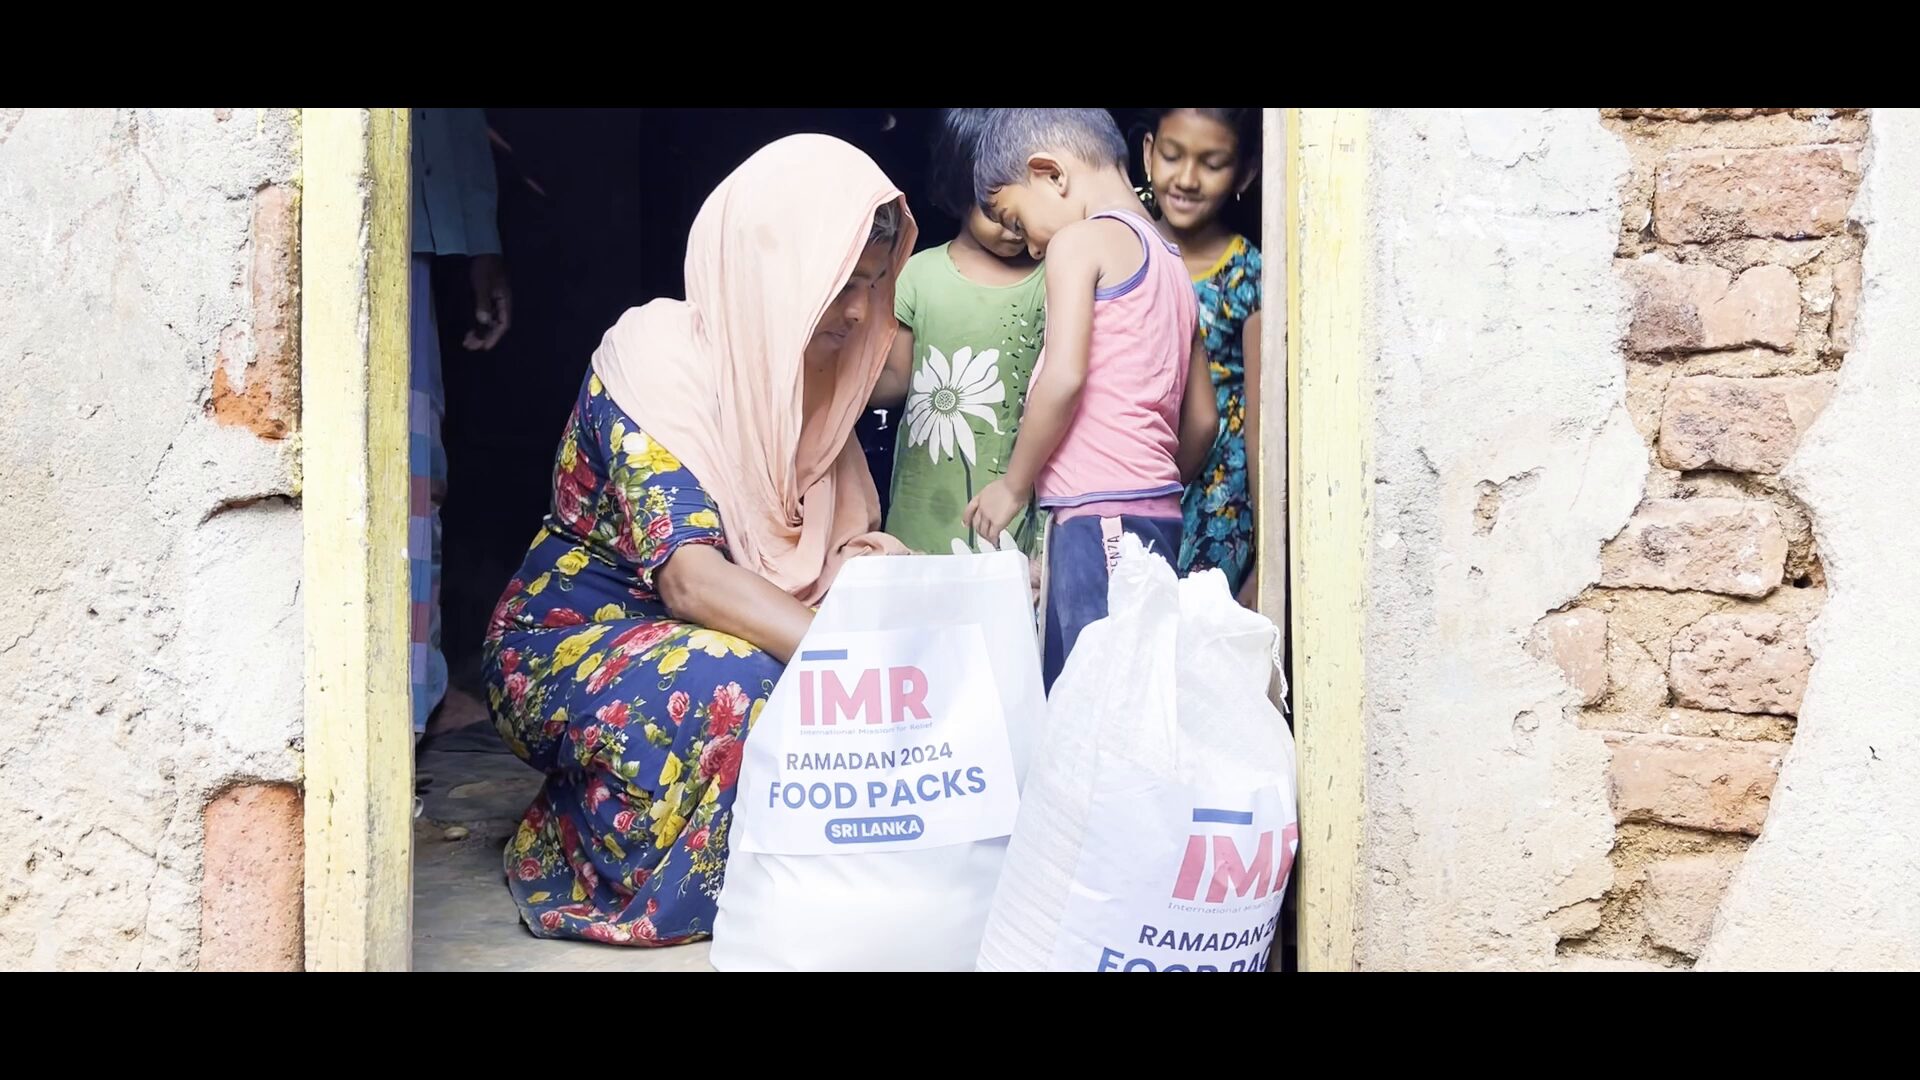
[412,726,713,972]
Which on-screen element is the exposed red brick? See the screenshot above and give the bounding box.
[1599,499,1789,599]
[207,184,299,439]
[1653,146,1863,244]
[1606,734,1782,835]
[199,782,303,971]
[1531,608,1609,705]
[1620,257,1799,354]
[1608,108,1790,122]
[1669,611,1812,716]
[1657,374,1836,473]
[1643,850,1743,957]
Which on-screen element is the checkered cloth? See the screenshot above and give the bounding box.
[409,255,447,733]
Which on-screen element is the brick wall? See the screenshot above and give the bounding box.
[1541,109,1866,965]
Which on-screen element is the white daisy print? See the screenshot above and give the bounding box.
[904,345,1006,466]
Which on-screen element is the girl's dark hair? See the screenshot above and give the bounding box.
[928,108,991,220]
[1138,108,1263,182]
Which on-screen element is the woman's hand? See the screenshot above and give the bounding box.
[655,545,814,664]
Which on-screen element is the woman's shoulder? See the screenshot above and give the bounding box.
[578,372,698,473]
[578,368,620,427]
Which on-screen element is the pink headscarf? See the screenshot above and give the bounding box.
[592,135,914,604]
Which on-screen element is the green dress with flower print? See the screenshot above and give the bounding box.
[887,244,1046,555]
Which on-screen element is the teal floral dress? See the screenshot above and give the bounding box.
[1177,235,1262,593]
[484,370,778,946]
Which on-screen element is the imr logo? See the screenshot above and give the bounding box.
[1172,809,1300,904]
[796,648,931,726]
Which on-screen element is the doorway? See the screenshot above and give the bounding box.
[300,107,1307,972]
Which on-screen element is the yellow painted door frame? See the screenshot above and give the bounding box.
[292,107,1370,974]
[300,107,415,971]
[1284,108,1369,972]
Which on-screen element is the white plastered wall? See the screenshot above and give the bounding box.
[0,109,304,969]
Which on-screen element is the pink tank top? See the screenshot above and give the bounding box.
[1030,210,1199,513]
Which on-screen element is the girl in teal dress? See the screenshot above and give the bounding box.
[1139,108,1264,602]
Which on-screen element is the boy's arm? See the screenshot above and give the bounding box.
[870,323,914,409]
[1177,328,1218,483]
[965,226,1100,539]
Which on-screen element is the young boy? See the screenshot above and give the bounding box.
[872,109,1048,557]
[961,108,1217,688]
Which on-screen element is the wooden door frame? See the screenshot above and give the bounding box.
[1281,108,1368,972]
[300,107,414,971]
[297,107,1369,972]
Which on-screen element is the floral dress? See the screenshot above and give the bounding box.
[1177,235,1262,594]
[484,370,779,946]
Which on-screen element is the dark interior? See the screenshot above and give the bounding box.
[437,109,957,681]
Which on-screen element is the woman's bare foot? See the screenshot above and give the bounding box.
[425,686,491,737]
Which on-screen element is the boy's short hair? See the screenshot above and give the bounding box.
[970,108,1129,208]
[928,109,990,220]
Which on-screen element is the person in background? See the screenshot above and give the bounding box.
[961,108,1216,689]
[871,109,1047,556]
[412,108,512,763]
[1139,108,1264,608]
